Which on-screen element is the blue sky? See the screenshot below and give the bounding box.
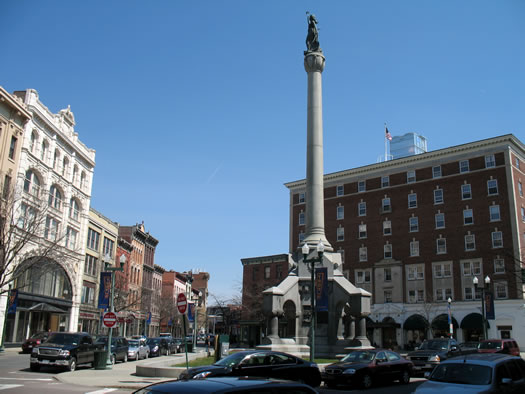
[2,1,523,301]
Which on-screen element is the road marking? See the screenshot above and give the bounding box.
[0,385,23,391]
[85,389,118,394]
[0,377,53,381]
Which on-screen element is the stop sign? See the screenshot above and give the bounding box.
[103,311,117,328]
[177,293,187,314]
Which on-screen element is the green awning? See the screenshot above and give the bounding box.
[403,314,429,330]
[460,313,490,329]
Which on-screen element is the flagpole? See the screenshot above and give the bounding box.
[384,123,388,162]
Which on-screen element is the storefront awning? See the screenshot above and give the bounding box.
[28,303,67,314]
[460,313,490,329]
[403,314,429,330]
[431,313,458,330]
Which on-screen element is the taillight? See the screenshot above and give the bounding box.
[36,340,41,344]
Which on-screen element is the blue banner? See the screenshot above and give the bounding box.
[7,289,18,314]
[146,312,151,324]
[315,267,328,312]
[485,291,495,320]
[168,318,172,327]
[188,303,195,323]
[98,272,112,309]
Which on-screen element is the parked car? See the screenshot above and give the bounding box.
[407,338,479,374]
[30,332,96,371]
[95,336,129,363]
[173,338,184,353]
[322,349,413,389]
[460,341,480,350]
[132,377,319,394]
[21,331,50,354]
[128,338,149,361]
[414,353,525,393]
[478,339,521,356]
[146,337,170,357]
[178,350,321,387]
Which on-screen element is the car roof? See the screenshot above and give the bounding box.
[134,377,314,393]
[445,353,519,365]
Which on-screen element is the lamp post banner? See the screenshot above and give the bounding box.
[7,289,18,314]
[485,292,495,320]
[315,268,328,312]
[188,303,195,323]
[98,272,111,309]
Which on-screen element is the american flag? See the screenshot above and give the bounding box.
[385,126,392,141]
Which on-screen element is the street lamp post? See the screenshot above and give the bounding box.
[447,297,453,337]
[104,254,125,368]
[301,241,325,362]
[473,275,491,340]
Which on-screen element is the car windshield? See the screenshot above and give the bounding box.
[479,341,502,350]
[128,340,139,346]
[419,340,449,351]
[30,332,48,339]
[214,352,250,367]
[147,338,159,345]
[46,333,80,345]
[430,363,492,385]
[341,351,375,362]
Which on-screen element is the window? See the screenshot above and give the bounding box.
[299,193,305,203]
[384,243,392,259]
[23,170,41,196]
[437,238,447,254]
[462,184,472,199]
[337,205,344,220]
[17,203,36,229]
[492,231,503,248]
[53,150,59,170]
[264,266,271,279]
[337,227,344,241]
[252,266,258,281]
[356,270,371,284]
[435,288,444,301]
[462,261,481,276]
[8,136,17,160]
[381,176,389,188]
[408,265,424,280]
[495,282,508,299]
[463,209,474,225]
[487,179,498,195]
[44,216,59,241]
[299,212,305,225]
[409,216,419,232]
[384,268,392,281]
[299,232,305,243]
[48,185,62,210]
[494,258,505,274]
[80,172,86,189]
[358,180,366,192]
[407,170,416,183]
[459,160,469,173]
[465,234,476,251]
[359,246,367,262]
[485,154,496,168]
[383,220,392,235]
[81,284,95,305]
[62,157,69,177]
[434,263,452,278]
[522,207,525,222]
[65,227,78,249]
[2,175,11,199]
[276,265,283,279]
[410,240,419,257]
[417,290,425,302]
[464,287,473,300]
[358,224,367,239]
[29,132,37,153]
[490,205,500,221]
[435,213,445,229]
[40,140,48,162]
[408,193,417,208]
[87,228,100,250]
[336,185,344,196]
[432,166,442,178]
[434,188,444,204]
[518,181,523,197]
[338,249,345,263]
[382,197,391,212]
[358,201,366,216]
[384,290,393,303]
[103,237,115,257]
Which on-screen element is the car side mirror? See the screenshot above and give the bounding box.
[450,345,458,351]
[501,377,512,385]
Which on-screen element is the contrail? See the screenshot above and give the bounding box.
[206,165,222,184]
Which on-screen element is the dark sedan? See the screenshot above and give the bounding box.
[21,331,50,353]
[322,349,414,389]
[178,350,321,387]
[132,377,318,393]
[147,337,170,357]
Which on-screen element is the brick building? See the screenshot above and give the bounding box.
[285,134,525,347]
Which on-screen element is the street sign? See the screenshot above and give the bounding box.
[177,293,187,314]
[103,311,117,328]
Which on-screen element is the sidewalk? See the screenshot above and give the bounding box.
[55,349,210,391]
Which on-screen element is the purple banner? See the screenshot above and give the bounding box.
[485,291,495,320]
[315,267,328,312]
[98,272,112,309]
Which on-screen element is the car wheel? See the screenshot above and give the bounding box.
[361,373,372,389]
[400,369,410,384]
[30,364,40,372]
[68,357,77,372]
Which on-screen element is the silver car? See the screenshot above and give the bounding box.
[127,338,149,361]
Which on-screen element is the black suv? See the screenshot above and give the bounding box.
[147,337,170,357]
[94,336,129,363]
[30,332,96,371]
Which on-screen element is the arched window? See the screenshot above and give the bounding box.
[23,170,41,196]
[29,131,38,153]
[53,149,60,170]
[40,140,48,162]
[62,156,69,177]
[72,165,78,185]
[48,185,62,210]
[80,172,86,189]
[69,198,80,220]
[14,259,72,300]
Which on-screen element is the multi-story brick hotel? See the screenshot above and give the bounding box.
[241,134,525,349]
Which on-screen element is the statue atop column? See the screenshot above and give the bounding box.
[305,12,321,53]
